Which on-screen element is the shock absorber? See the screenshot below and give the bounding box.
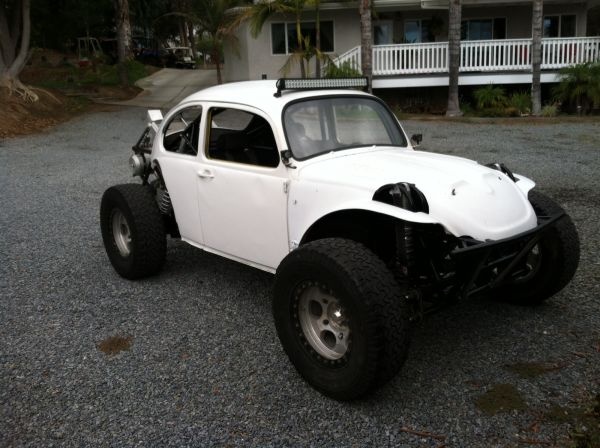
[390,183,417,280]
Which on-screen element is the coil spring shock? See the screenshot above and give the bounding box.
[157,187,173,216]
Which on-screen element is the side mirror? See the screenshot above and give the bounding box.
[280,150,296,168]
[411,133,423,147]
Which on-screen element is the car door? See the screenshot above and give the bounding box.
[156,103,206,245]
[195,104,289,271]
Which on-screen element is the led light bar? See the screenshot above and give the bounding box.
[274,77,369,97]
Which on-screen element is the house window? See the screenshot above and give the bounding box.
[544,15,576,38]
[271,21,334,54]
[461,18,506,40]
[404,19,433,43]
[374,21,393,45]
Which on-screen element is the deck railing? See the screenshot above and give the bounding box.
[333,37,600,76]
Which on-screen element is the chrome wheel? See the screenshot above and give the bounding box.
[297,284,350,361]
[111,209,132,257]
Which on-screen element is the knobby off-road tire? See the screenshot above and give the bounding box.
[273,238,411,400]
[494,190,580,305]
[100,184,166,279]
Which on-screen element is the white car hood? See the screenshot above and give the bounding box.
[296,147,537,240]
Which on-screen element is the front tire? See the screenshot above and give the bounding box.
[100,184,166,279]
[273,238,411,400]
[494,190,580,305]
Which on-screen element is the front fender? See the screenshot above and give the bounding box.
[288,193,440,250]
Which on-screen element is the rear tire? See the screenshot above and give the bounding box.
[493,190,579,305]
[100,184,166,279]
[273,238,411,400]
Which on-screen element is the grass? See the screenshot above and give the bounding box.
[28,60,151,90]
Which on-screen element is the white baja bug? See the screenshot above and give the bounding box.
[101,78,579,400]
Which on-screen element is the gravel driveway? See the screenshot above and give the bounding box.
[1,108,599,447]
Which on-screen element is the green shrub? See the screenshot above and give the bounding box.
[80,60,149,86]
[473,84,507,109]
[324,61,361,78]
[508,92,531,115]
[553,62,600,114]
[541,104,559,117]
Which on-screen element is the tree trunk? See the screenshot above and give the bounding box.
[0,0,38,101]
[315,0,321,78]
[446,0,462,117]
[213,45,222,84]
[295,15,306,78]
[115,0,133,86]
[531,0,543,116]
[359,0,372,93]
[188,22,197,59]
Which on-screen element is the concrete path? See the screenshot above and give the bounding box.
[113,68,218,109]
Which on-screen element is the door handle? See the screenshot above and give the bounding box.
[197,169,214,179]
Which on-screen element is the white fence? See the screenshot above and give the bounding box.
[333,37,600,76]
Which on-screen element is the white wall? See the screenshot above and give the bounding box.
[224,9,360,82]
[223,2,590,83]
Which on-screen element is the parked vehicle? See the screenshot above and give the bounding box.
[100,78,579,400]
[164,47,196,69]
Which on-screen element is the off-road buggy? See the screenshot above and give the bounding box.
[100,78,579,400]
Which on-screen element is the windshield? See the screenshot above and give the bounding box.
[283,96,406,160]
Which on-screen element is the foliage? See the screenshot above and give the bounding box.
[30,0,114,51]
[240,0,308,76]
[191,0,245,83]
[541,104,559,117]
[553,62,600,114]
[323,61,361,78]
[508,92,531,115]
[473,84,507,109]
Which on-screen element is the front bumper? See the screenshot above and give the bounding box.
[450,213,564,298]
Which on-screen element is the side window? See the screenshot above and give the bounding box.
[206,107,279,168]
[162,106,202,155]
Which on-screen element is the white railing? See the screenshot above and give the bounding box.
[333,37,600,76]
[334,46,361,72]
[374,42,448,75]
[460,38,532,71]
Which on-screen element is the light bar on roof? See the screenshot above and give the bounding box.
[274,77,369,97]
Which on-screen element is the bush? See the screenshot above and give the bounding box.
[324,61,361,78]
[473,84,507,109]
[80,60,149,86]
[508,92,531,115]
[541,104,559,117]
[553,62,600,114]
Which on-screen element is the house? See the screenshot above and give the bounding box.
[223,0,600,89]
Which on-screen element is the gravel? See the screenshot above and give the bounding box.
[1,108,599,447]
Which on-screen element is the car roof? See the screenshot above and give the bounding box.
[178,80,372,118]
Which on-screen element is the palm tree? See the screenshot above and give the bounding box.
[446,0,462,116]
[359,0,372,92]
[554,62,600,114]
[310,0,322,77]
[531,0,543,115]
[193,0,244,83]
[242,0,308,77]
